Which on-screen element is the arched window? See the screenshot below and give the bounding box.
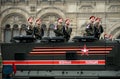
[41,24,47,30]
[2,13,27,43]
[39,13,60,37]
[49,24,55,30]
[4,24,12,43]
[5,24,11,29]
[13,24,19,37]
[13,24,19,29]
[48,24,55,37]
[41,24,47,37]
[20,24,27,35]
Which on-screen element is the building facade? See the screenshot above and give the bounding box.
[0,0,120,43]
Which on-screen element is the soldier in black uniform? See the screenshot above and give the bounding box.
[63,19,72,42]
[94,17,104,39]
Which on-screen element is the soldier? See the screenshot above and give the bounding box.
[34,18,44,40]
[94,17,104,39]
[54,18,64,37]
[63,19,72,42]
[26,17,34,36]
[83,16,95,36]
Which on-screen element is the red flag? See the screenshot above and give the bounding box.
[12,63,16,74]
